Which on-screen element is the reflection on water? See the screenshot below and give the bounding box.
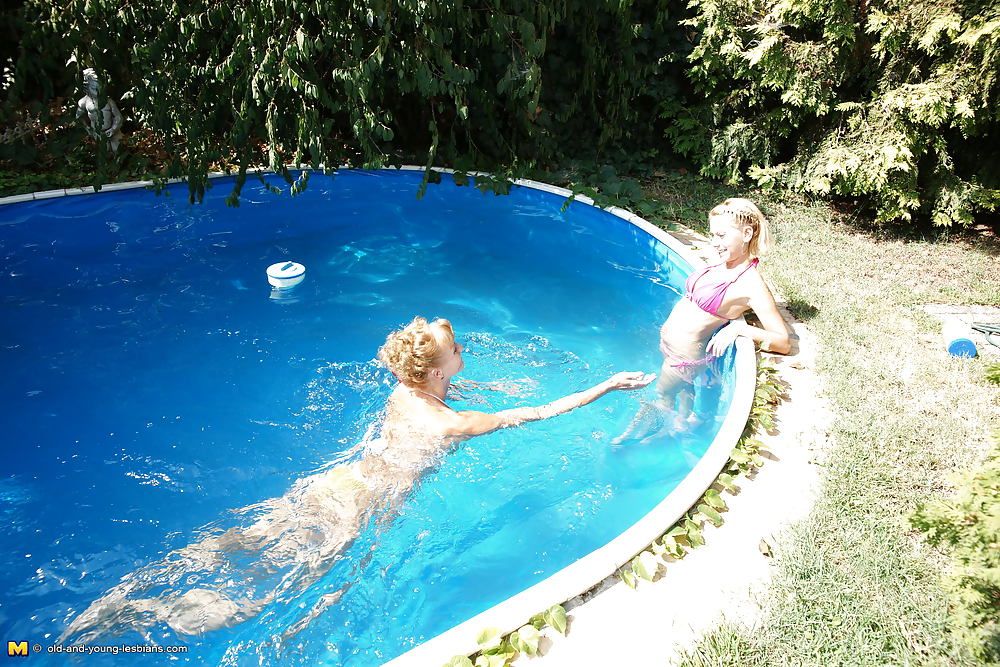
[269,286,303,304]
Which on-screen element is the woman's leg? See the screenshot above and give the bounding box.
[613,361,691,444]
[63,465,374,641]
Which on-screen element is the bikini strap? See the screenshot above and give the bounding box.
[732,258,758,282]
[410,387,450,409]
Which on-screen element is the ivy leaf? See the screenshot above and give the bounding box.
[703,488,727,511]
[684,518,705,547]
[619,567,637,589]
[543,604,567,635]
[717,473,738,492]
[698,503,724,527]
[509,625,540,656]
[662,535,686,559]
[475,628,502,650]
[730,449,751,465]
[632,550,658,581]
[443,656,474,667]
[475,655,507,667]
[665,524,688,539]
[482,641,515,660]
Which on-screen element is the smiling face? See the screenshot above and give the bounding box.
[708,214,753,266]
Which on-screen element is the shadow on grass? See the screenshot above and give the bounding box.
[784,297,819,322]
[829,199,1000,258]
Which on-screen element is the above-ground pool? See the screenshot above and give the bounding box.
[0,169,742,665]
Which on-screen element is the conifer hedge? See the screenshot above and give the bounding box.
[674,0,1000,225]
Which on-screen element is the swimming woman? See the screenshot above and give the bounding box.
[623,198,790,438]
[63,317,653,641]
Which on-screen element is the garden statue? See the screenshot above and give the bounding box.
[76,68,123,152]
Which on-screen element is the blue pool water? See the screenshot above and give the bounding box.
[0,170,735,665]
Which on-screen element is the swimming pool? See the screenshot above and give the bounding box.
[0,169,749,665]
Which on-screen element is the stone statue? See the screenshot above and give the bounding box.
[76,68,123,152]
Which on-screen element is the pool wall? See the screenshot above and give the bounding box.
[0,167,757,666]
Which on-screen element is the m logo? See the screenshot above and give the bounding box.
[7,641,29,657]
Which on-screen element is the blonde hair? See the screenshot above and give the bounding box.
[709,198,771,258]
[378,316,455,386]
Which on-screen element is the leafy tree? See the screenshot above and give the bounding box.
[6,0,686,202]
[4,0,998,224]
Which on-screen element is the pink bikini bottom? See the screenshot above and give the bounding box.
[659,338,716,385]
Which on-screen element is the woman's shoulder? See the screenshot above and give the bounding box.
[384,388,454,432]
[740,261,778,301]
[738,258,765,281]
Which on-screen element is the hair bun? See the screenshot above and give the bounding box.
[378,317,455,386]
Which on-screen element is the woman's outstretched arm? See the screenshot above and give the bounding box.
[440,371,655,438]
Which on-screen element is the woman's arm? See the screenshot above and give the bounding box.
[706,285,791,356]
[440,371,654,438]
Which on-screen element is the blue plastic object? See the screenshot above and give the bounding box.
[947,337,978,358]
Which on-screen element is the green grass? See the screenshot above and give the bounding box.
[637,178,1000,666]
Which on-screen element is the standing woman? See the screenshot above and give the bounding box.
[653,199,791,430]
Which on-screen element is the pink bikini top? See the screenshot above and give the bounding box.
[684,258,758,319]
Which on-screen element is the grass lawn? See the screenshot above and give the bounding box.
[643,174,999,666]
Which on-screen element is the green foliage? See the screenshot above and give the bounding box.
[509,624,541,656]
[619,565,639,589]
[5,0,690,203]
[911,363,1000,662]
[674,0,1000,225]
[474,627,503,651]
[632,549,660,581]
[5,0,999,222]
[461,604,568,667]
[541,604,568,635]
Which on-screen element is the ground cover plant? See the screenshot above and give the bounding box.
[913,362,1000,663]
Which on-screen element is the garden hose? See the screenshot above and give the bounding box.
[971,322,1000,350]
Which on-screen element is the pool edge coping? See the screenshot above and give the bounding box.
[0,167,757,667]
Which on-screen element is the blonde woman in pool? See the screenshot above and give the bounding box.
[620,198,791,440]
[63,317,653,641]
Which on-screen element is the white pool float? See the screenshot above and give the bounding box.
[266,261,305,289]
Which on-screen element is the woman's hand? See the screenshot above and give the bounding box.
[606,371,656,390]
[706,322,745,357]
